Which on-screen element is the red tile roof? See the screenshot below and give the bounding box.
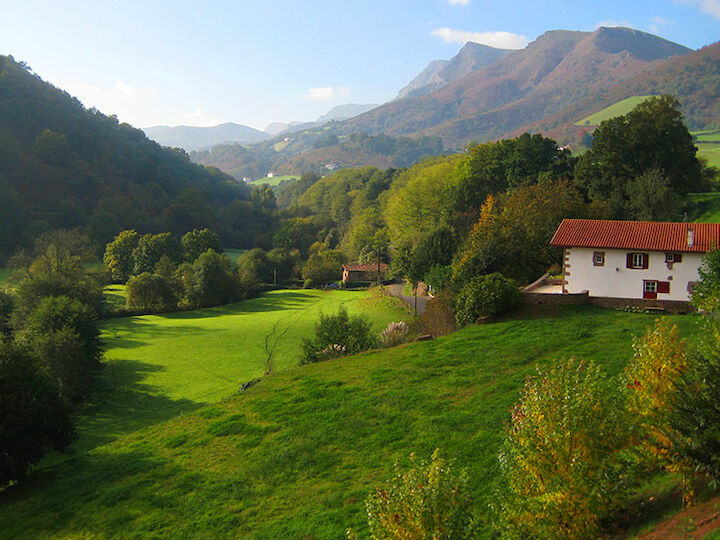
[550,219,720,253]
[342,263,388,272]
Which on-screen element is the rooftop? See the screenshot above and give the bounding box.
[550,219,720,253]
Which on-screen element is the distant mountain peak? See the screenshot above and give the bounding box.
[143,123,270,151]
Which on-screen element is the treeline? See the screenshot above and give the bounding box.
[1,231,108,487]
[0,55,252,263]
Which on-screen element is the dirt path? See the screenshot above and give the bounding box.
[386,281,429,316]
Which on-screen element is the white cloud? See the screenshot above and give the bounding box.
[680,0,720,19]
[73,80,156,102]
[431,27,529,49]
[649,16,674,34]
[444,0,470,5]
[303,86,350,101]
[594,20,634,29]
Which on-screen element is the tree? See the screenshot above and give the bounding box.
[575,95,703,217]
[251,184,277,211]
[691,246,720,312]
[496,359,634,539]
[104,229,140,282]
[0,341,74,486]
[302,250,345,287]
[300,307,377,364]
[181,250,239,308]
[132,233,181,275]
[126,273,177,313]
[237,248,272,284]
[181,228,222,262]
[364,449,477,539]
[0,290,14,336]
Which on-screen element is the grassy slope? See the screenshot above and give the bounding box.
[574,95,654,126]
[248,175,297,186]
[0,305,701,538]
[695,130,720,169]
[691,193,720,223]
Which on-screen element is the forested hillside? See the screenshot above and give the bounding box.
[0,55,250,261]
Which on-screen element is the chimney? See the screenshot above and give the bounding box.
[688,227,694,247]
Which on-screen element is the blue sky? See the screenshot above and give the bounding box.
[1,0,718,131]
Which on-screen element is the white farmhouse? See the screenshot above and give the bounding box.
[550,219,720,304]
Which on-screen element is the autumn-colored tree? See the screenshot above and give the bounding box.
[624,321,690,479]
[495,358,634,539]
[364,449,477,539]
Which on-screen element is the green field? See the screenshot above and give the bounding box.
[249,174,297,187]
[575,95,655,126]
[222,248,247,262]
[694,130,720,169]
[691,192,720,223]
[0,267,22,289]
[0,304,701,538]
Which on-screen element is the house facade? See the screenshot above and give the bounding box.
[550,219,720,303]
[341,263,388,284]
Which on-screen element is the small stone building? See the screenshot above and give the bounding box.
[341,263,388,284]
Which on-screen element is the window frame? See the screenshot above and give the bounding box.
[593,251,605,267]
[632,253,646,269]
[644,280,658,294]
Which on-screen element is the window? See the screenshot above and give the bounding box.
[644,280,658,299]
[665,252,682,263]
[632,253,645,268]
[593,251,605,266]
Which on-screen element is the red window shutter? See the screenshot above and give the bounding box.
[643,291,657,299]
[675,253,682,263]
[642,254,649,269]
[658,281,670,294]
[626,253,633,268]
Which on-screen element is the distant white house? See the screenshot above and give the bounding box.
[550,219,720,303]
[266,172,274,178]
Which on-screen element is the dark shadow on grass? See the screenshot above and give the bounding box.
[71,359,203,453]
[156,291,323,320]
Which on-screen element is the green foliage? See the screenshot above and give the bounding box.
[33,129,72,167]
[104,230,140,282]
[454,181,587,284]
[237,248,272,284]
[132,233,181,275]
[0,340,75,486]
[364,449,477,539]
[454,273,522,326]
[0,289,14,336]
[575,95,703,218]
[181,228,222,262]
[495,358,634,539]
[300,306,377,364]
[250,184,276,211]
[691,246,720,312]
[302,250,345,286]
[380,321,409,348]
[670,320,720,488]
[455,133,575,214]
[126,273,178,314]
[180,250,240,309]
[625,168,684,221]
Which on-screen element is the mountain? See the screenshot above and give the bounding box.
[143,122,271,151]
[339,27,692,148]
[316,103,378,123]
[512,40,720,144]
[396,42,513,100]
[0,55,248,259]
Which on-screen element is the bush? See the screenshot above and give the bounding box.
[126,273,177,313]
[455,273,521,326]
[692,246,720,312]
[495,358,634,539]
[381,321,409,347]
[300,307,377,364]
[0,341,75,486]
[418,293,457,338]
[364,449,477,539]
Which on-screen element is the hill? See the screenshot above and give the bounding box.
[338,27,692,148]
[315,103,379,123]
[0,55,248,260]
[574,95,655,126]
[143,123,271,151]
[395,41,512,100]
[516,41,720,144]
[0,304,701,538]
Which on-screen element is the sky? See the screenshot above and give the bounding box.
[1,0,718,132]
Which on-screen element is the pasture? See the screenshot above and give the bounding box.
[575,95,655,126]
[0,304,702,538]
[694,130,720,169]
[248,174,297,186]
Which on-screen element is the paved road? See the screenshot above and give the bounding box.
[386,281,429,316]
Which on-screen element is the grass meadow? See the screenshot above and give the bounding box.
[575,95,654,126]
[248,174,297,186]
[694,130,720,169]
[0,303,703,538]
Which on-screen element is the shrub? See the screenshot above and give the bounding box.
[300,307,377,364]
[0,341,74,486]
[495,358,634,539]
[364,449,477,539]
[418,293,457,338]
[126,273,178,313]
[671,319,720,488]
[692,246,720,312]
[455,273,521,326]
[381,321,409,347]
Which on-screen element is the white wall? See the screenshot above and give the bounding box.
[565,247,703,301]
